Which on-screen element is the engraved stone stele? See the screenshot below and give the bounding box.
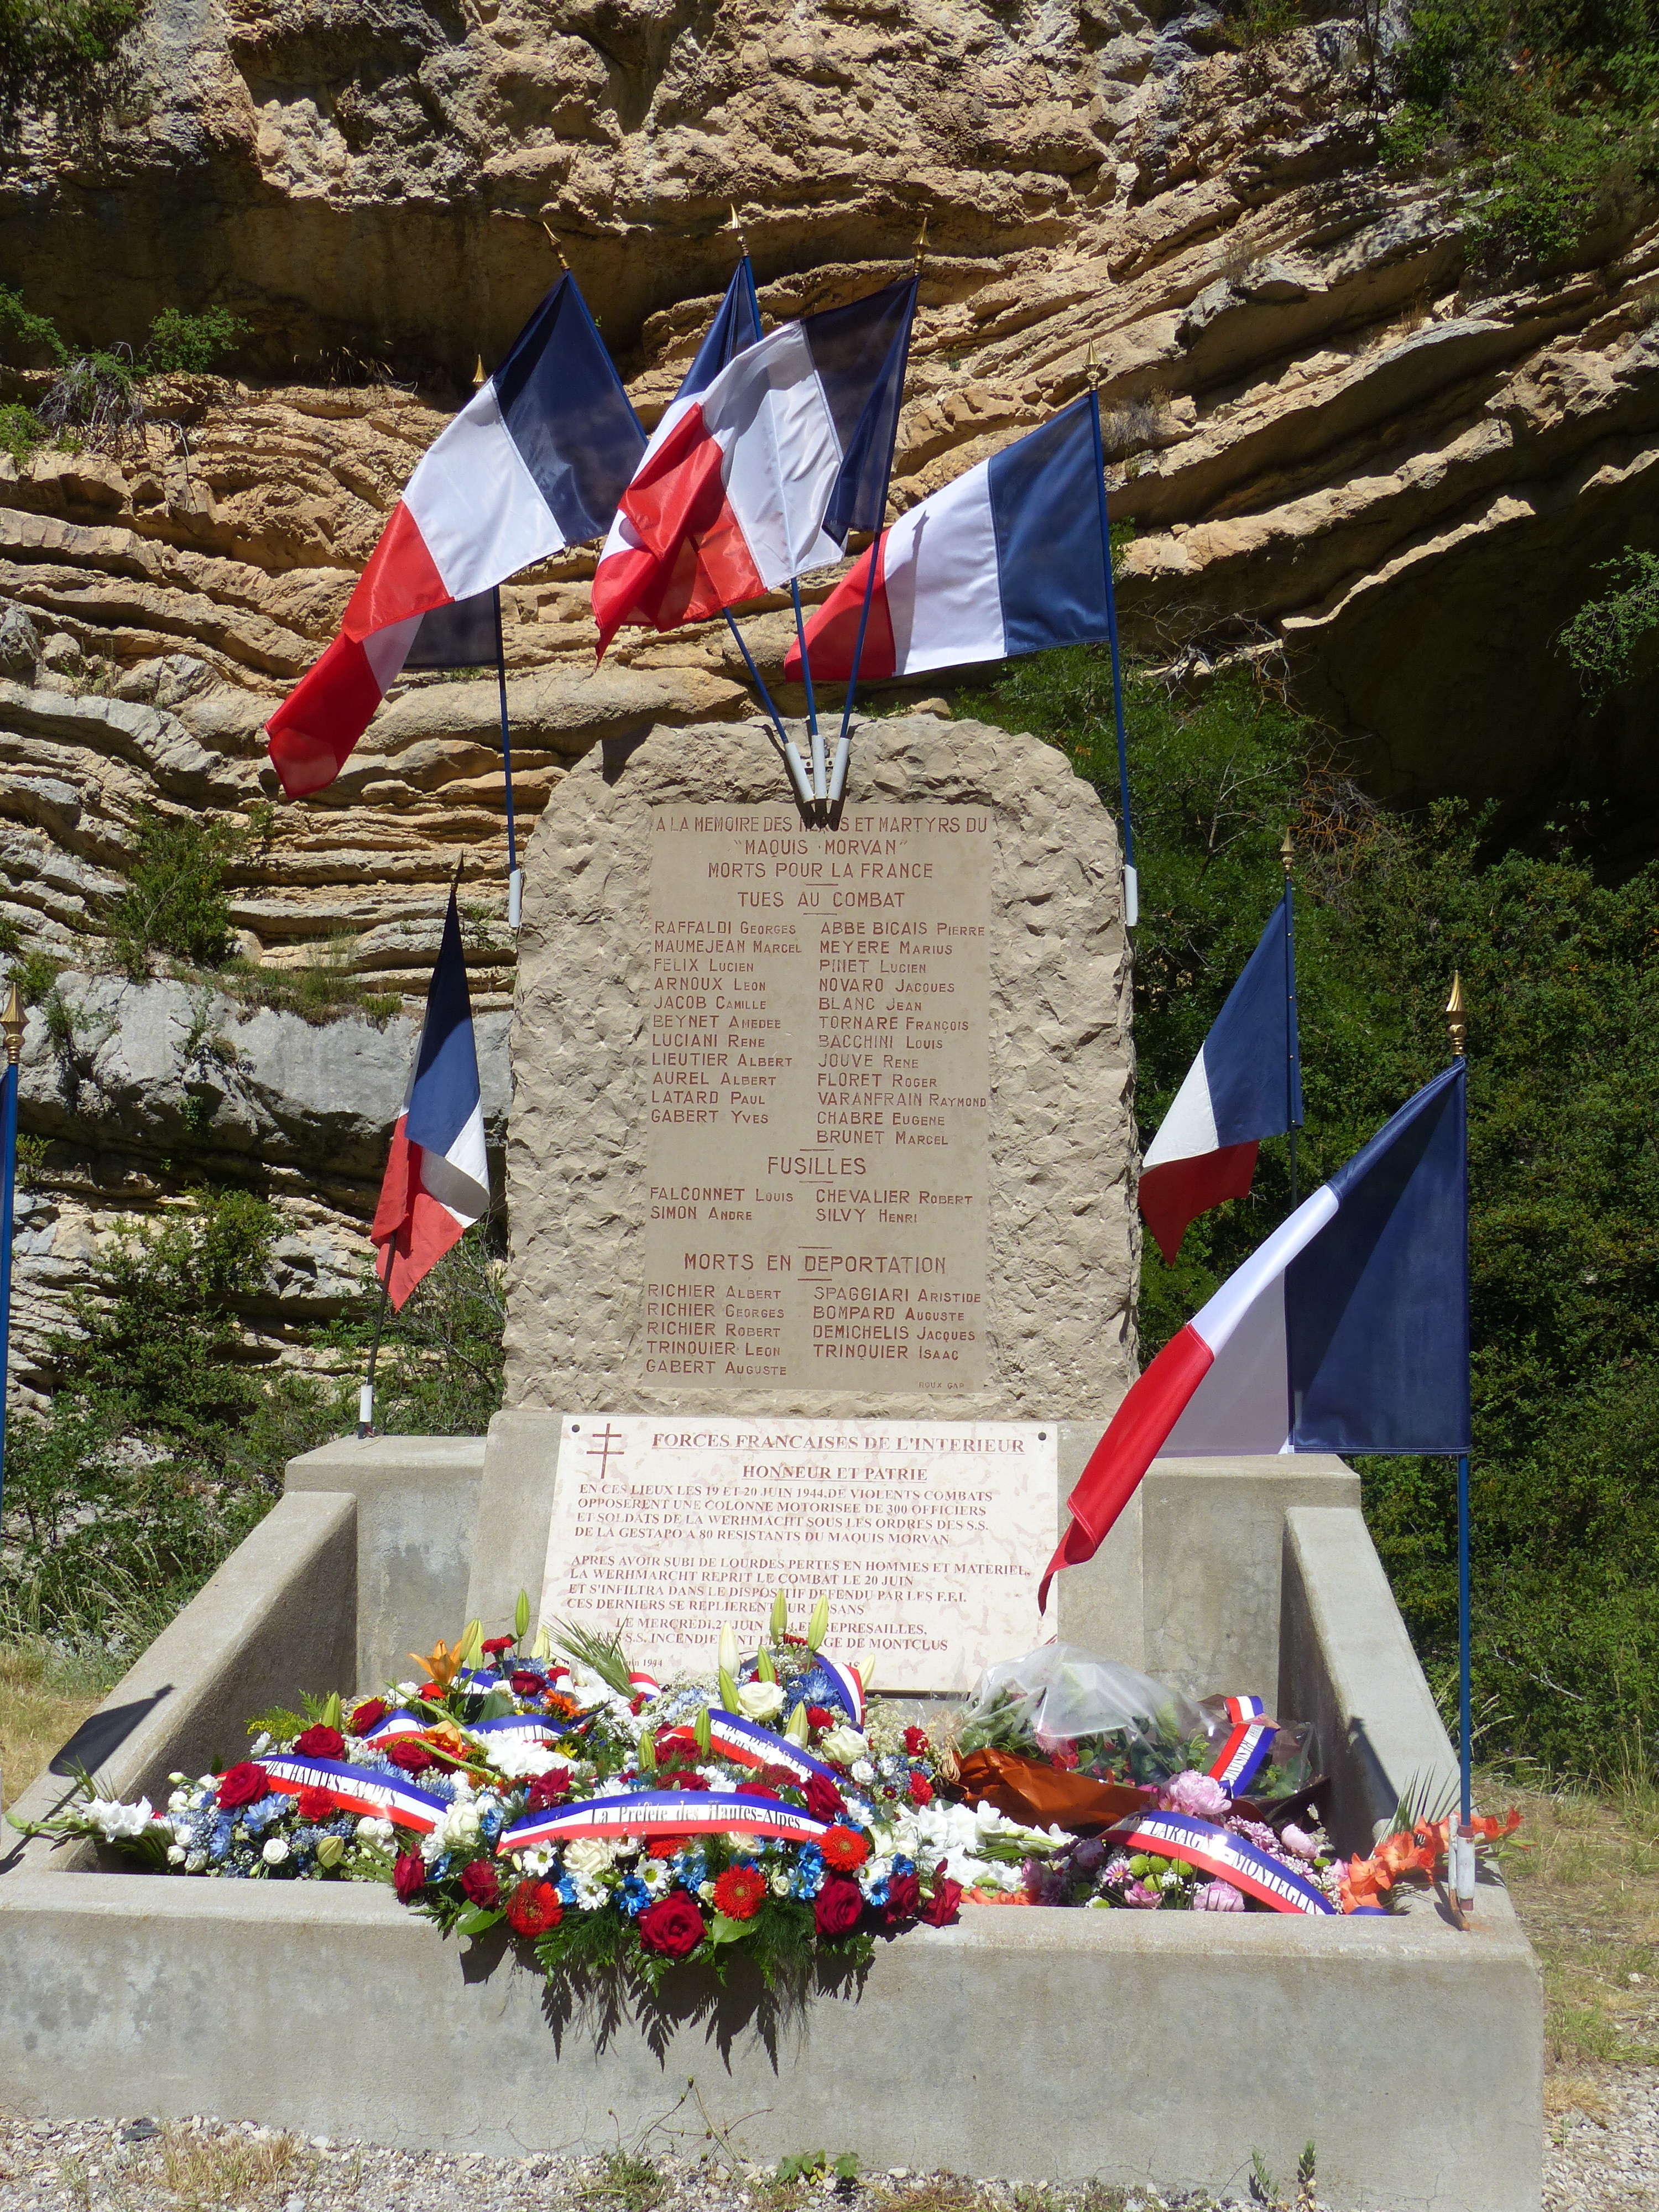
[503,713,1138,1420]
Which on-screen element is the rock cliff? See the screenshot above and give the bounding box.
[2,0,1657,1369]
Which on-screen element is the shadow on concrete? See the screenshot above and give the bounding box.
[50,1687,174,1779]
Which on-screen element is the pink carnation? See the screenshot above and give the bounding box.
[1280,1823,1318,1861]
[1193,1879,1246,1912]
[1124,1879,1163,1909]
[1160,1770,1229,1821]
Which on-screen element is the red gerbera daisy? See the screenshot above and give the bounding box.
[712,1865,768,1921]
[821,1824,871,1872]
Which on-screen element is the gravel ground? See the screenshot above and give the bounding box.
[1544,2068,1659,2210]
[1,2095,1653,2212]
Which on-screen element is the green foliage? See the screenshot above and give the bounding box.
[107,806,243,977]
[962,645,1659,1782]
[775,2154,861,2186]
[1380,0,1659,270]
[220,940,403,1026]
[1557,547,1659,704]
[320,1219,505,1436]
[143,305,247,377]
[0,401,45,465]
[0,0,139,122]
[7,947,64,1005]
[38,346,144,452]
[0,283,67,367]
[1224,0,1302,46]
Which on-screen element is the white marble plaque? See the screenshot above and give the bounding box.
[539,1414,1058,1693]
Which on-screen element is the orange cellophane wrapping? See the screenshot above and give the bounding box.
[953,1748,1154,1836]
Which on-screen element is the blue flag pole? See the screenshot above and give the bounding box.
[492,586,523,930]
[1446,973,1475,1912]
[790,577,824,801]
[1086,372,1136,928]
[0,983,23,1522]
[1281,829,1303,1208]
[725,612,813,810]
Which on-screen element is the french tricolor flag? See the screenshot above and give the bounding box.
[1042,1061,1470,1609]
[1140,898,1302,1265]
[371,889,489,1310]
[268,275,644,798]
[785,398,1112,683]
[593,276,915,653]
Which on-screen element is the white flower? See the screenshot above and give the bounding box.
[397,1681,421,1698]
[86,1796,153,1841]
[448,1773,476,1802]
[564,1837,620,1880]
[571,1876,609,1911]
[851,1759,876,1785]
[262,1837,289,1866]
[185,1850,207,1874]
[736,1679,785,1723]
[641,1859,669,1894]
[251,1733,272,1757]
[698,1879,717,1902]
[166,1844,185,1865]
[167,1790,189,1813]
[821,1726,867,1765]
[356,1816,394,1848]
[484,1739,566,1781]
[771,1871,791,1896]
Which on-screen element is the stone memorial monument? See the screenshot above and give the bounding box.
[469,709,1138,1683]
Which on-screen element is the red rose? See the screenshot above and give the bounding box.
[908,1770,933,1806]
[296,1786,336,1823]
[884,1870,922,1924]
[294,1725,345,1760]
[1048,1745,1081,1772]
[419,1682,445,1701]
[713,1865,768,1921]
[921,1863,964,1927]
[661,1768,708,1792]
[656,1728,701,1757]
[481,1636,517,1657]
[385,1739,435,1776]
[813,1875,865,1938]
[460,1860,500,1910]
[507,1880,563,1937]
[638,1892,706,1959]
[349,1700,389,1736]
[806,1705,835,1731]
[903,1726,931,1757]
[736,1781,781,1802]
[525,1766,571,1813]
[509,1671,545,1699]
[393,1851,426,1902]
[821,1824,871,1872]
[216,1763,270,1811]
[758,1764,799,1791]
[804,1772,846,1823]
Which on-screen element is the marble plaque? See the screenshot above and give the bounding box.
[640,805,992,1392]
[538,1413,1058,1692]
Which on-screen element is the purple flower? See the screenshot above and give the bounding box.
[1193,1878,1246,1912]
[1160,1770,1229,1821]
[1280,1823,1318,1861]
[1124,1879,1163,1909]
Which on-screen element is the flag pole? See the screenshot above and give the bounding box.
[492,585,523,930]
[1087,349,1136,928]
[1446,968,1477,1916]
[357,1237,396,1439]
[1282,827,1302,1209]
[790,578,824,806]
[724,611,813,811]
[0,983,23,1519]
[828,218,926,818]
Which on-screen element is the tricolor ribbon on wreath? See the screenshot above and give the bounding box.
[1204,1695,1276,1798]
[1106,1809,1337,1918]
[259,1756,450,1834]
[500,1789,832,1854]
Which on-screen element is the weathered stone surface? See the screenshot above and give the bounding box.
[503,714,1137,1419]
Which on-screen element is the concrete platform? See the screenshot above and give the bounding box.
[0,1437,1542,2211]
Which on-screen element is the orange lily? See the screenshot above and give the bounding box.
[410,1639,465,1690]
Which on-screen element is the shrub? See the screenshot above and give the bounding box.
[0,283,66,368]
[143,305,247,377]
[1557,546,1659,705]
[38,345,143,453]
[0,401,45,465]
[0,0,140,126]
[106,805,242,977]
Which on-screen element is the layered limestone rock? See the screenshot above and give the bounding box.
[3,0,1659,1361]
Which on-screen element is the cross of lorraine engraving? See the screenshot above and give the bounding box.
[585,1423,627,1479]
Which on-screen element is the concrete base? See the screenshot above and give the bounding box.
[0,1439,1543,2211]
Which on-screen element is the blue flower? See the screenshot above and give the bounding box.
[556,1875,578,1906]
[618,1875,650,1918]
[790,1844,826,1900]
[865,1877,890,1907]
[674,1849,708,1891]
[893,1854,916,1876]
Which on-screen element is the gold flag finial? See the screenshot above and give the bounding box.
[471,352,486,389]
[913,213,929,274]
[2,980,23,1067]
[1281,825,1294,880]
[540,220,570,270]
[1087,340,1100,394]
[1445,972,1467,1059]
[728,202,749,256]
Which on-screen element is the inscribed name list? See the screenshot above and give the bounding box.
[540,1415,1057,1692]
[643,806,991,1391]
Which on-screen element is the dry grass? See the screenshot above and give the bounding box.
[0,1642,116,1809]
[1489,1767,1659,2080]
[156,2125,321,2209]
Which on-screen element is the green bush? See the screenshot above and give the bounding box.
[143,305,246,377]
[0,283,67,368]
[1557,546,1659,705]
[106,806,243,977]
[0,401,45,465]
[962,646,1659,1782]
